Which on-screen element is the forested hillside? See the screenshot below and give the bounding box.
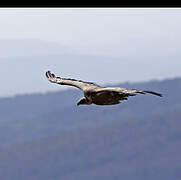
[0,78,181,180]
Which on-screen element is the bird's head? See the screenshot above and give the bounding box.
[77,97,91,106]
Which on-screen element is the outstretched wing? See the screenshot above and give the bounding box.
[93,87,162,98]
[45,71,101,91]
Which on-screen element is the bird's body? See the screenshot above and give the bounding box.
[84,88,127,105]
[45,71,162,106]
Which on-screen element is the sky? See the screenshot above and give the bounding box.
[0,8,181,97]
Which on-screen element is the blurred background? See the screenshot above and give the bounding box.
[0,8,181,180]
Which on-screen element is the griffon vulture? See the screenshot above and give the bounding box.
[45,71,162,106]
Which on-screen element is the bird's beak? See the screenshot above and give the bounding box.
[77,102,80,106]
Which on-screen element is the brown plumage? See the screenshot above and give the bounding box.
[45,71,162,106]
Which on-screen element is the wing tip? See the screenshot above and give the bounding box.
[45,70,51,75]
[145,91,163,97]
[45,71,49,78]
[45,70,55,78]
[45,70,56,82]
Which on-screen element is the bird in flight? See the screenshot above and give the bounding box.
[46,71,162,106]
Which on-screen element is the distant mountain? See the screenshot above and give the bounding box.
[0,77,180,146]
[0,39,71,58]
[0,77,181,180]
[0,53,126,97]
[1,40,180,97]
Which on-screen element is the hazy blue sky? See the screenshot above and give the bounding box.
[0,8,181,97]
